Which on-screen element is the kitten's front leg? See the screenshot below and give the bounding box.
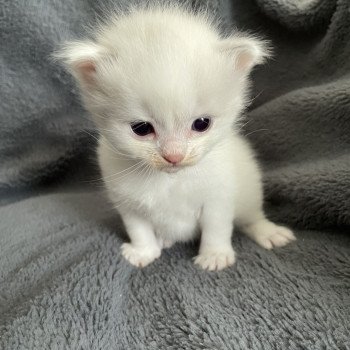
[120,213,161,268]
[194,204,236,271]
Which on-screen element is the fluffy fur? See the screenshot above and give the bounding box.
[55,5,295,270]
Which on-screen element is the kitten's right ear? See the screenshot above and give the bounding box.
[53,41,105,86]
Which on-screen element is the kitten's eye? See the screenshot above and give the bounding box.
[131,121,155,136]
[192,117,211,132]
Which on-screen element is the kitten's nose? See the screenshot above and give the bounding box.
[162,153,185,165]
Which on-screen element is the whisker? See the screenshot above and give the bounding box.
[83,130,135,159]
[245,128,269,137]
[237,120,250,133]
[101,160,144,181]
[103,162,146,183]
[247,89,265,105]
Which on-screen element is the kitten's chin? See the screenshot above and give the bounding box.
[159,166,182,174]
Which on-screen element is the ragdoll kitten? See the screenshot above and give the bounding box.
[55,5,295,271]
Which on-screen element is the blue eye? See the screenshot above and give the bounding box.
[131,121,154,136]
[192,117,211,132]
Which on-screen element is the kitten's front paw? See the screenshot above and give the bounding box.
[246,220,296,250]
[194,248,236,271]
[121,243,161,268]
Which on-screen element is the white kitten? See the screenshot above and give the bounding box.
[55,5,295,270]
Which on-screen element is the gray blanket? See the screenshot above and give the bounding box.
[1,0,349,349]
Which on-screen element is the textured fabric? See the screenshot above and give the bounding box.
[1,190,350,349]
[0,0,349,349]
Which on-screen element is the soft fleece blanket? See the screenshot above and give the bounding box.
[1,0,349,349]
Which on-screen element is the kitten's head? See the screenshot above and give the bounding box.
[55,6,269,172]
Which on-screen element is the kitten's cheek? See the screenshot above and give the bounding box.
[148,154,167,170]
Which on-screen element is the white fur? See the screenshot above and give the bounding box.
[56,5,295,270]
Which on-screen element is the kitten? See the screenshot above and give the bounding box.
[55,5,295,270]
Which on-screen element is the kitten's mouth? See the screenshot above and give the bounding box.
[161,162,194,173]
[152,157,197,173]
[163,165,182,173]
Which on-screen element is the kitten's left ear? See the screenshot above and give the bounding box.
[218,35,271,74]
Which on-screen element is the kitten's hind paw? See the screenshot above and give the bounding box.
[243,220,296,250]
[121,243,161,268]
[194,247,236,271]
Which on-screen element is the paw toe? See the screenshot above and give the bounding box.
[258,226,296,250]
[121,243,161,268]
[245,220,296,250]
[194,249,236,271]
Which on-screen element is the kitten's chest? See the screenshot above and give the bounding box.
[123,173,202,238]
[138,175,200,214]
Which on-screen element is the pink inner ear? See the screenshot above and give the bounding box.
[235,50,255,71]
[75,61,96,83]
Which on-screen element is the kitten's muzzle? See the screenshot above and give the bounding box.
[162,153,185,165]
[160,140,186,166]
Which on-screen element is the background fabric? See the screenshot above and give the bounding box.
[0,0,349,349]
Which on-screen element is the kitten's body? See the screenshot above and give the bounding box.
[56,5,295,270]
[99,134,261,243]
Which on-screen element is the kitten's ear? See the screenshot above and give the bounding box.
[53,41,106,86]
[218,35,271,74]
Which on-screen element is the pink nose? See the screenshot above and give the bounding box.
[162,153,185,165]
